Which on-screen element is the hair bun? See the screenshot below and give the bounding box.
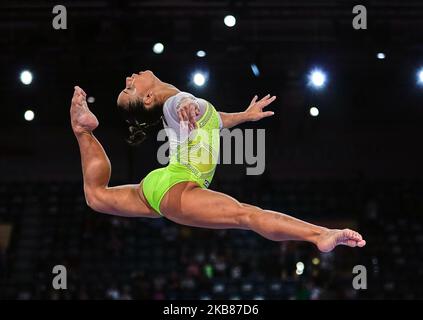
[126,124,147,146]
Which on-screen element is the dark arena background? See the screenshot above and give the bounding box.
[1,0,423,302]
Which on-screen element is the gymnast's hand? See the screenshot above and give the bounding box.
[176,99,201,131]
[244,94,276,122]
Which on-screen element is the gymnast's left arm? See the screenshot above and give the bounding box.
[218,94,277,129]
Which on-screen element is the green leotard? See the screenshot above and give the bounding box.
[142,96,221,215]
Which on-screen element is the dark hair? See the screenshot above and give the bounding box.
[118,98,164,146]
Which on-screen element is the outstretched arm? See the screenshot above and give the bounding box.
[219,94,276,129]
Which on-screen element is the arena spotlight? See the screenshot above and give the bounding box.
[312,258,320,265]
[296,262,305,272]
[193,72,206,87]
[310,107,319,117]
[308,69,327,89]
[152,42,164,54]
[296,261,304,275]
[224,15,236,27]
[250,64,260,77]
[20,70,33,85]
[417,68,423,86]
[196,50,206,58]
[87,96,95,104]
[24,110,35,121]
[377,52,386,60]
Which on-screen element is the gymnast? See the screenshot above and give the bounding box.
[70,70,366,252]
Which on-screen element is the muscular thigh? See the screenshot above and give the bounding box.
[160,182,251,230]
[96,182,159,218]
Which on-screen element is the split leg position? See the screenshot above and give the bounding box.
[70,87,366,253]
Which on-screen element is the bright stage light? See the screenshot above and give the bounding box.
[310,107,319,117]
[20,70,33,85]
[153,42,164,54]
[224,15,236,27]
[24,110,35,121]
[196,50,206,58]
[377,52,386,60]
[251,64,260,77]
[193,72,206,87]
[309,69,327,88]
[417,69,423,85]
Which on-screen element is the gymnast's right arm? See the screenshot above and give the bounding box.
[218,94,276,129]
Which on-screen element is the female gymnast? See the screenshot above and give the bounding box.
[70,70,366,253]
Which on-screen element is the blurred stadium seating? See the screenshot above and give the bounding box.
[0,179,421,299]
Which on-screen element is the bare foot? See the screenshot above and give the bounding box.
[70,86,99,135]
[316,228,366,253]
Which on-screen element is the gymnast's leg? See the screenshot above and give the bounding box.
[70,86,158,218]
[160,182,366,252]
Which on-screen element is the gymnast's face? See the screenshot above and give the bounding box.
[117,70,158,109]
